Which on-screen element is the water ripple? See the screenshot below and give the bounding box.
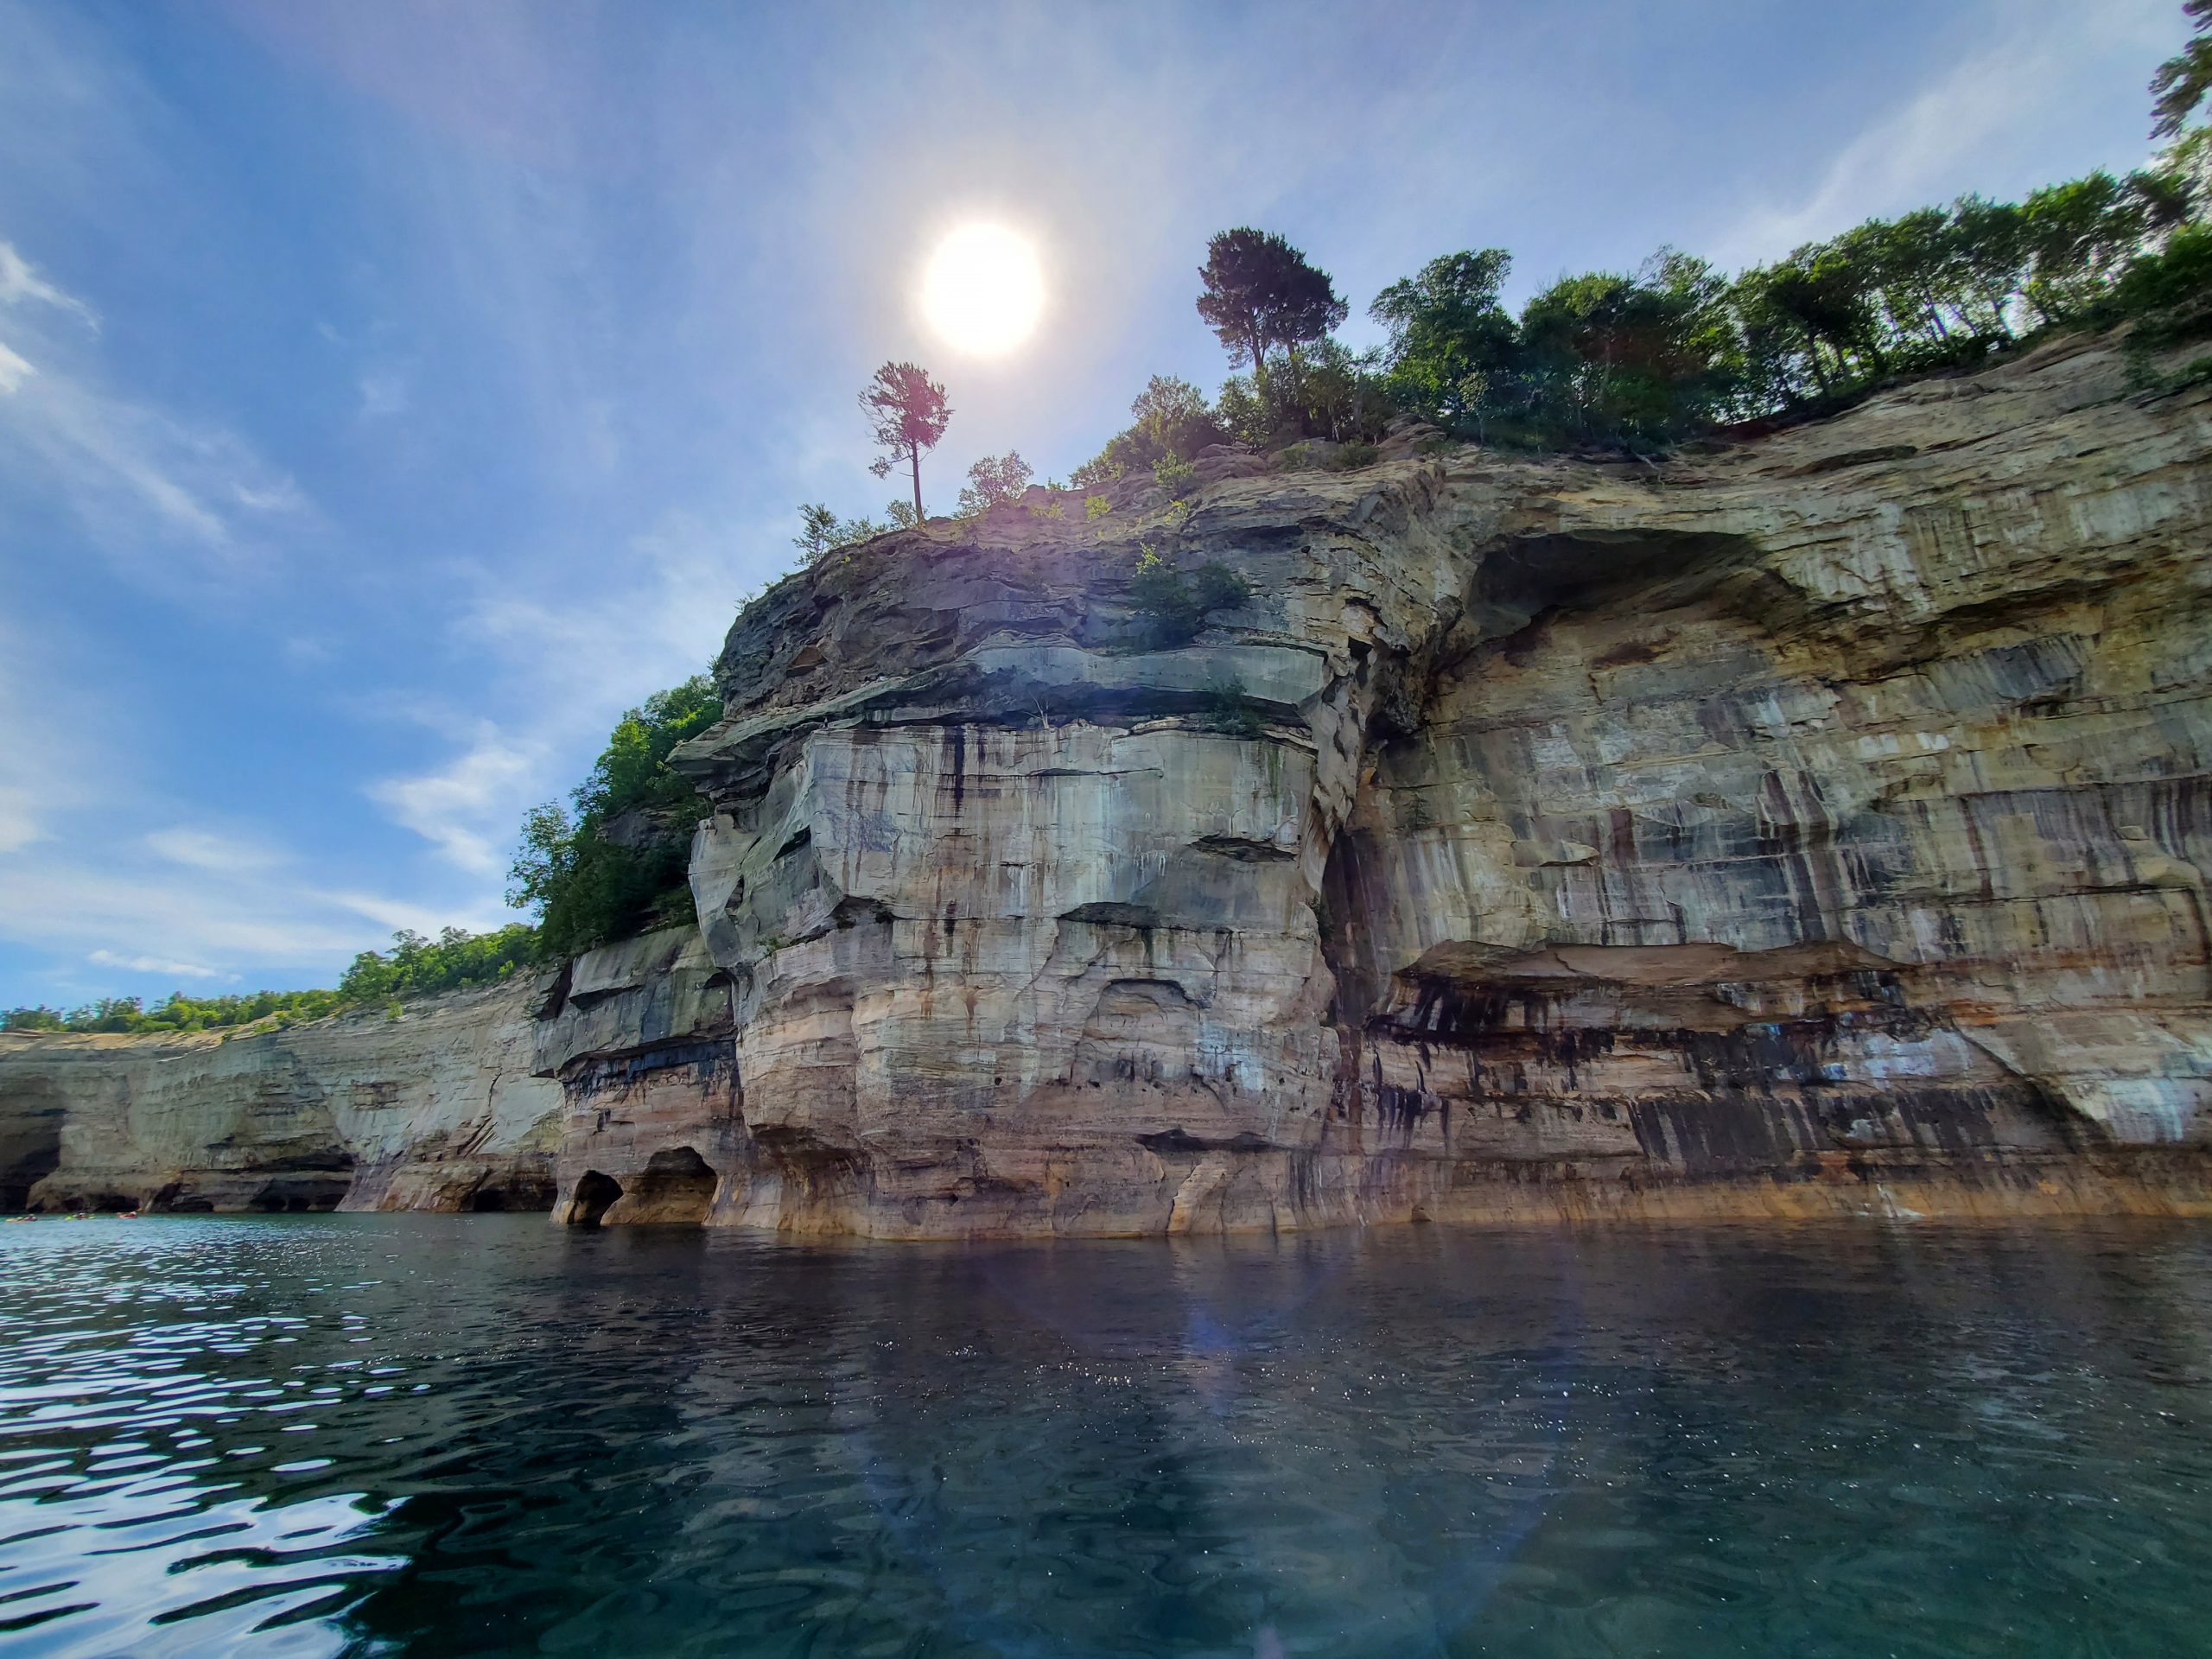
[1,1217,2209,1656]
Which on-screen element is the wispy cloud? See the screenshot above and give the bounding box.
[357,365,409,419]
[365,510,746,875]
[0,238,96,327]
[143,826,283,874]
[89,948,232,981]
[0,614,86,855]
[1712,0,2175,268]
[0,841,511,985]
[366,728,542,875]
[0,235,310,569]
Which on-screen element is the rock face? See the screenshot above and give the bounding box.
[0,979,563,1213]
[619,330,2212,1233]
[7,331,2211,1230]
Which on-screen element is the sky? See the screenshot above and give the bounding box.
[0,0,2185,1007]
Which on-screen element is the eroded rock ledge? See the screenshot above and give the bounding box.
[8,332,2212,1230]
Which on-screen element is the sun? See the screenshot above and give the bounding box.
[919,224,1045,357]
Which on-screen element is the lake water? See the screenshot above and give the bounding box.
[1,1217,2209,1658]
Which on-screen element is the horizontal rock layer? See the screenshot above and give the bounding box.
[0,978,563,1213]
[7,331,2211,1230]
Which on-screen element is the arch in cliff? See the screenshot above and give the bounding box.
[614,1147,719,1224]
[565,1170,624,1227]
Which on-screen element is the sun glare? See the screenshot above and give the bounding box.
[919,224,1044,357]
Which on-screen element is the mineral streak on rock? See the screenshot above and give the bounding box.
[7,332,2212,1229]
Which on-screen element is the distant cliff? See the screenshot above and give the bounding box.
[9,329,2212,1230]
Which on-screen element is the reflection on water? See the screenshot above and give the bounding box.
[2,1217,2209,1656]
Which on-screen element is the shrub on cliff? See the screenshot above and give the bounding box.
[1071,377,1228,488]
[507,675,722,958]
[1127,548,1250,647]
[955,450,1034,517]
[337,926,539,1002]
[794,503,889,563]
[0,930,550,1037]
[3,988,347,1035]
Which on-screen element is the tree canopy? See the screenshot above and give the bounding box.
[861,361,951,519]
[1195,229,1347,376]
[3,925,543,1037]
[507,674,723,960]
[956,450,1034,517]
[2153,0,2212,137]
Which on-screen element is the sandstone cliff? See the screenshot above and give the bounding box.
[7,330,2211,1230]
[0,978,563,1213]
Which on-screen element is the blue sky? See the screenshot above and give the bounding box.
[0,0,2183,1006]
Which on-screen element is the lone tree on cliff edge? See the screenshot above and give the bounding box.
[1195,228,1347,384]
[861,361,951,520]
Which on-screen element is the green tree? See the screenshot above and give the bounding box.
[1947,195,2031,339]
[1515,252,1736,448]
[2021,173,2141,321]
[956,450,1034,516]
[507,675,723,958]
[1285,338,1392,442]
[1370,249,1518,436]
[1127,548,1251,647]
[338,927,539,1002]
[861,362,951,520]
[794,503,841,562]
[1195,228,1347,382]
[2152,0,2212,137]
[1071,378,1229,486]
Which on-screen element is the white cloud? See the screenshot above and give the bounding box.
[0,340,33,395]
[365,512,743,874]
[0,789,39,855]
[0,235,310,570]
[0,664,507,989]
[144,827,283,874]
[1712,0,2175,268]
[88,949,232,981]
[357,365,409,419]
[0,238,96,327]
[0,854,511,983]
[365,728,542,875]
[0,616,79,855]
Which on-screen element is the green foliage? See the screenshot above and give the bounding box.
[1200,674,1264,739]
[0,930,548,1039]
[1152,452,1198,494]
[1195,228,1348,372]
[3,989,345,1035]
[507,674,723,959]
[1127,548,1251,647]
[795,502,889,562]
[956,450,1033,517]
[2153,1,2212,137]
[1360,157,2207,450]
[1370,248,1518,435]
[1072,376,1227,487]
[337,926,540,1002]
[2113,221,2212,327]
[861,361,951,518]
[1084,494,1113,520]
[1212,375,1270,445]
